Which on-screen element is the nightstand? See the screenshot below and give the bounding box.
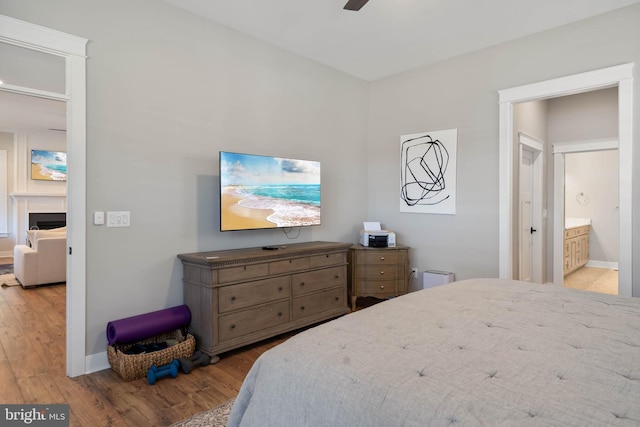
[347,245,410,311]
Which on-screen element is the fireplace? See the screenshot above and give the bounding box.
[29,212,67,230]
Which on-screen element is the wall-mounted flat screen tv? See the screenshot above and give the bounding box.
[31,149,67,181]
[219,151,321,231]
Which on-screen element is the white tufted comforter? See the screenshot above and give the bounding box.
[228,278,640,426]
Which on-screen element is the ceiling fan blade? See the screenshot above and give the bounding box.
[343,0,370,11]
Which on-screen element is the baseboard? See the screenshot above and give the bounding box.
[0,250,14,258]
[85,351,110,374]
[586,260,619,270]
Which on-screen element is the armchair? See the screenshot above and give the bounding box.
[14,228,66,288]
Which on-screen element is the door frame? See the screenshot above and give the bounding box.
[0,15,88,377]
[498,63,633,297]
[552,138,619,285]
[518,132,544,283]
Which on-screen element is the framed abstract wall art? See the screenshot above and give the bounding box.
[400,128,457,214]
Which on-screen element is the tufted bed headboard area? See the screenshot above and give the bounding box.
[228,278,640,426]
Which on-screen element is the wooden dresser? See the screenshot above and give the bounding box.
[178,241,352,358]
[564,225,590,275]
[348,245,410,310]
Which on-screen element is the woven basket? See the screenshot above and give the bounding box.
[107,329,195,381]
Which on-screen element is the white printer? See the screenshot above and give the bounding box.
[359,222,396,248]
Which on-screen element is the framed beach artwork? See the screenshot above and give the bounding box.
[31,149,67,181]
[400,128,457,215]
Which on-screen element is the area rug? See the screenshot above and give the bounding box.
[0,264,13,275]
[170,399,234,427]
[0,273,20,288]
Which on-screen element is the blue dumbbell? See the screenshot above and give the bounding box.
[147,359,179,385]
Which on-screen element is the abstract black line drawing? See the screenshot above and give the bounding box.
[400,129,457,214]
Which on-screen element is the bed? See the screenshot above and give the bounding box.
[227,278,640,427]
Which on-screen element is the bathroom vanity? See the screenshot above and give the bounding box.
[564,218,591,276]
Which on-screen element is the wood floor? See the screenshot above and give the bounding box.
[0,282,288,426]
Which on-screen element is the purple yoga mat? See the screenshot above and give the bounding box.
[106,305,191,345]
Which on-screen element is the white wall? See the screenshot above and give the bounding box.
[565,151,619,264]
[1,0,369,356]
[2,1,640,361]
[368,5,640,290]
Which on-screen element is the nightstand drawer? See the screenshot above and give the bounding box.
[357,279,398,296]
[357,251,400,265]
[355,264,401,280]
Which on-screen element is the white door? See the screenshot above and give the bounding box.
[519,148,534,281]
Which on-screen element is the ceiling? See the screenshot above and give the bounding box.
[164,0,640,81]
[2,0,638,132]
[0,91,66,132]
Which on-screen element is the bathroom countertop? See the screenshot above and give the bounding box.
[565,217,591,229]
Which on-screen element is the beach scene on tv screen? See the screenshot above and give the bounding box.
[220,152,321,231]
[31,150,67,181]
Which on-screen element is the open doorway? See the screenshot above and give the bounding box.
[498,63,633,297]
[0,15,88,377]
[554,145,619,295]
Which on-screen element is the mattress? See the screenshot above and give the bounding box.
[228,278,640,426]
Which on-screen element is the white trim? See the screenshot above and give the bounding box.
[498,64,630,104]
[0,14,88,377]
[552,154,565,285]
[553,138,618,154]
[519,132,544,152]
[586,260,619,270]
[499,63,633,297]
[85,351,109,375]
[0,14,86,57]
[0,83,71,102]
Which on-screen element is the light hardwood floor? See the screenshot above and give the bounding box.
[0,282,288,426]
[563,266,618,295]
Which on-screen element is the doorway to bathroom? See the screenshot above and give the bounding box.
[498,63,633,297]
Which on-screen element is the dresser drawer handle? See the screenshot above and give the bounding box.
[335,297,340,301]
[380,271,385,275]
[230,324,236,329]
[300,282,305,287]
[278,286,283,291]
[231,296,236,301]
[300,306,305,311]
[278,312,283,317]
[334,274,339,279]
[380,256,385,261]
[380,285,385,289]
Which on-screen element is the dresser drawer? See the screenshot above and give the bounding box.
[270,257,310,275]
[291,266,345,296]
[309,252,346,268]
[292,287,345,321]
[219,263,269,283]
[219,300,290,342]
[218,276,290,313]
[356,251,400,265]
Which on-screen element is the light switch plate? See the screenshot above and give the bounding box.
[107,211,131,227]
[94,211,105,225]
